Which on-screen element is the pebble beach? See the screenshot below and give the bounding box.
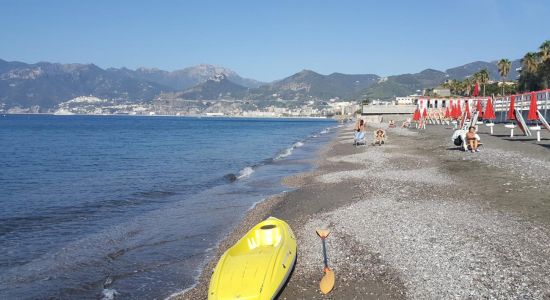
[178,121,550,299]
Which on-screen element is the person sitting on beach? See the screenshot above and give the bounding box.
[465,126,480,153]
[402,118,411,128]
[355,119,365,132]
[388,120,396,128]
[373,129,385,146]
[353,119,366,145]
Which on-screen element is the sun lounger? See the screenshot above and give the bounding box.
[538,111,550,132]
[514,108,531,136]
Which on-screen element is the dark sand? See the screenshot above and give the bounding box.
[176,121,550,299]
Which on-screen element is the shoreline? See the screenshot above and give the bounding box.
[0,112,332,119]
[172,126,341,300]
[177,121,550,299]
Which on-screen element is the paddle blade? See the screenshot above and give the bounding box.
[320,267,335,294]
[316,229,330,239]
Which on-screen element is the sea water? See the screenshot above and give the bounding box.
[0,115,337,299]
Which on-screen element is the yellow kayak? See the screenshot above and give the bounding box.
[208,217,297,300]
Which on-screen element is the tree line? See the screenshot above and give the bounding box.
[437,40,549,97]
[519,40,550,92]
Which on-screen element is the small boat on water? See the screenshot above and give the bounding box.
[208,217,297,300]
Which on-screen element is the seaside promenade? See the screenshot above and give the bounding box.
[181,122,550,299]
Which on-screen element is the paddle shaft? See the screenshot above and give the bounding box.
[321,237,328,268]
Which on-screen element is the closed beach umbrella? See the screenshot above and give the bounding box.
[412,108,420,121]
[476,100,483,118]
[451,104,457,119]
[445,106,450,118]
[422,108,428,118]
[456,101,463,118]
[465,100,471,119]
[484,97,496,120]
[451,100,458,119]
[527,92,539,121]
[507,95,516,120]
[473,83,479,97]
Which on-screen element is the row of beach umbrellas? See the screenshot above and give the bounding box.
[411,91,543,122]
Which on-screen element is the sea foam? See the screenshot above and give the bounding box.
[237,166,255,179]
[101,289,119,300]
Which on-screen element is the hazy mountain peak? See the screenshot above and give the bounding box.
[136,67,163,73]
[210,73,228,82]
[181,64,237,77]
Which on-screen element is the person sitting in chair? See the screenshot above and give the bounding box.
[374,129,385,146]
[465,126,480,153]
[355,119,365,132]
[354,119,366,145]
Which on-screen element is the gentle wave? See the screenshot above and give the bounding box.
[293,141,304,148]
[274,126,335,160]
[0,116,338,299]
[101,288,119,300]
[237,167,255,179]
[275,147,294,160]
[274,140,308,160]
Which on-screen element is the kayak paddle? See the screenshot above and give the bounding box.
[316,229,334,294]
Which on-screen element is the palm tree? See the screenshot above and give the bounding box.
[475,69,490,96]
[522,52,539,73]
[539,40,550,88]
[450,79,462,96]
[444,79,459,96]
[464,77,473,96]
[540,40,550,62]
[497,59,511,95]
[458,78,470,96]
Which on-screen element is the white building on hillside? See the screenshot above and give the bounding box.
[432,87,451,97]
[327,101,359,115]
[395,94,420,105]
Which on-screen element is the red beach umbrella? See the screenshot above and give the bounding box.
[527,92,539,121]
[451,104,456,119]
[476,100,483,118]
[412,108,420,121]
[484,97,496,120]
[465,100,471,119]
[450,100,457,119]
[456,101,463,118]
[473,83,479,97]
[445,106,450,118]
[422,108,428,118]
[507,95,516,120]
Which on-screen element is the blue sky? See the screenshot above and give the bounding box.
[1,0,548,81]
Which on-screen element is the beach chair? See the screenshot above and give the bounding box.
[354,131,366,146]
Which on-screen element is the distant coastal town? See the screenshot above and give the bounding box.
[3,95,362,118]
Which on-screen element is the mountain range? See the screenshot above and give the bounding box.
[0,58,522,112]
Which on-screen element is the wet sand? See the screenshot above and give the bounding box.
[176,121,550,299]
